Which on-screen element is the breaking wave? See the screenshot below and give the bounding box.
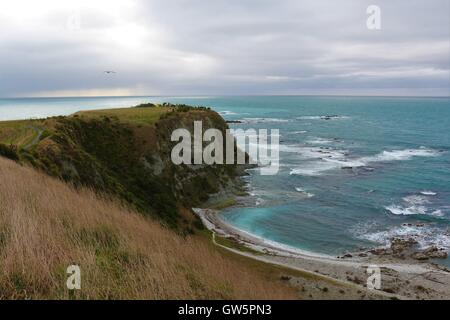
[295,187,315,198]
[240,117,291,124]
[385,194,446,217]
[352,222,450,251]
[289,146,441,176]
[306,137,336,145]
[218,110,238,116]
[362,148,440,162]
[421,191,437,196]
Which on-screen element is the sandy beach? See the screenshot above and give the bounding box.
[194,208,450,299]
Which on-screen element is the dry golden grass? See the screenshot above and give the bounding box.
[74,106,172,125]
[0,157,298,300]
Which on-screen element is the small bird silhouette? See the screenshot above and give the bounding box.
[104,70,116,74]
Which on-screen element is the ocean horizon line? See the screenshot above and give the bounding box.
[1,94,449,100]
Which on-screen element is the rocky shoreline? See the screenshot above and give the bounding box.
[338,237,448,262]
[195,207,450,299]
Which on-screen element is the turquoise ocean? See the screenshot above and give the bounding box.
[1,95,450,265]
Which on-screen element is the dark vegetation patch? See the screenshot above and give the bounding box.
[0,143,19,161]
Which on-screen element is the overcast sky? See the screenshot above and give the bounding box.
[0,0,448,97]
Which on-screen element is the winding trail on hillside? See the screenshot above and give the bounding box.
[23,125,43,150]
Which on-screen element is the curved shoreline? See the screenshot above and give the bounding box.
[194,208,426,270]
[197,208,343,260]
[194,208,450,299]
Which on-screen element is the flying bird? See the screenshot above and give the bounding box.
[104,70,116,74]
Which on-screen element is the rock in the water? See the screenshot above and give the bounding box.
[390,238,418,255]
[358,253,368,257]
[416,223,424,227]
[367,239,448,262]
[423,246,448,259]
[369,248,387,255]
[412,252,429,261]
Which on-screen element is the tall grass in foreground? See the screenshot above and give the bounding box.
[0,157,296,299]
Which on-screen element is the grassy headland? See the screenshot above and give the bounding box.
[0,104,244,232]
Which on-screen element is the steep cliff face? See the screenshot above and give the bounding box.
[17,106,245,231]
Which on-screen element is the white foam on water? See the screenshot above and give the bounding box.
[288,146,352,176]
[421,190,437,196]
[281,145,347,158]
[288,145,358,176]
[322,157,367,168]
[403,195,429,205]
[295,187,315,198]
[354,223,450,251]
[216,215,335,259]
[385,204,428,216]
[431,210,444,217]
[232,131,281,139]
[241,117,290,124]
[306,137,335,145]
[385,193,446,217]
[218,110,238,116]
[289,146,441,176]
[255,198,265,206]
[362,147,440,162]
[290,161,340,176]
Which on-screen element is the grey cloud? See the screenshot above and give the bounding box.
[0,0,448,97]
